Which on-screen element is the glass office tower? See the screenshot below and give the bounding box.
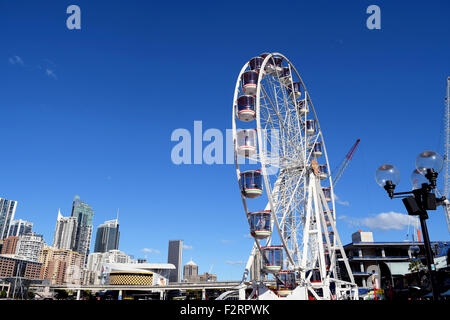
[71,195,94,264]
[94,219,120,253]
[0,198,17,240]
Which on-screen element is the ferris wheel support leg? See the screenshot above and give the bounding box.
[300,179,314,279]
[320,196,356,286]
[311,175,330,299]
[444,203,450,234]
[242,243,257,283]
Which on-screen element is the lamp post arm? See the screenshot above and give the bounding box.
[390,191,414,199]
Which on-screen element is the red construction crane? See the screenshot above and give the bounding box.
[332,139,360,187]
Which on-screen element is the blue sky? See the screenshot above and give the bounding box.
[1,0,449,281]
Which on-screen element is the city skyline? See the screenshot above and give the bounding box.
[1,0,449,282]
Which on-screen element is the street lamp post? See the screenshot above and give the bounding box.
[375,151,444,301]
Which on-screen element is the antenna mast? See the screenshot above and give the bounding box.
[443,76,450,233]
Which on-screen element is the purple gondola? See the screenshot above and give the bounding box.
[312,142,323,157]
[236,95,256,122]
[237,129,257,157]
[261,246,283,273]
[240,170,263,199]
[248,210,271,239]
[242,70,258,96]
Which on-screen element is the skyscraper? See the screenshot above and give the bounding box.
[52,209,77,250]
[167,240,183,283]
[71,196,94,264]
[0,198,17,240]
[7,219,33,237]
[183,259,199,282]
[93,219,120,253]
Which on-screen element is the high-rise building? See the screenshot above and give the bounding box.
[70,196,94,263]
[52,209,77,250]
[167,240,183,283]
[0,198,17,240]
[93,219,120,253]
[39,246,84,285]
[15,233,45,262]
[183,259,199,282]
[7,219,33,237]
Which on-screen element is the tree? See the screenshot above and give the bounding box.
[55,289,69,300]
[408,260,425,274]
[409,260,427,288]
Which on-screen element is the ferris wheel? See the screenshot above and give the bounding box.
[231,53,358,300]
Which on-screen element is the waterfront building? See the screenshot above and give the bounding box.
[341,230,449,296]
[101,262,175,286]
[0,198,17,240]
[167,240,183,283]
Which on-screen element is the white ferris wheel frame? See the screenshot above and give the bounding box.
[231,53,358,300]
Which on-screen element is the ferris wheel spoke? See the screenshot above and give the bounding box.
[261,86,303,163]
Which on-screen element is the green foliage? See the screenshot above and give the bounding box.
[408,260,425,273]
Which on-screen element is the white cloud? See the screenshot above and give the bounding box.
[221,239,235,244]
[141,248,160,254]
[334,194,350,206]
[44,58,56,67]
[342,211,419,231]
[9,55,24,66]
[46,68,57,80]
[183,244,193,250]
[8,56,59,80]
